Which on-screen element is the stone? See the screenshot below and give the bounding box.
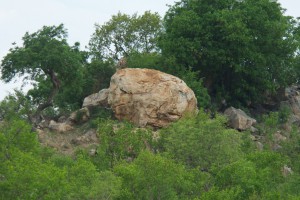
[224,107,256,131]
[82,89,109,108]
[48,120,74,133]
[58,115,67,123]
[89,148,97,156]
[37,120,49,129]
[256,141,264,151]
[107,68,198,127]
[71,129,98,146]
[69,107,90,124]
[250,126,258,133]
[273,131,287,143]
[272,143,282,151]
[282,165,293,177]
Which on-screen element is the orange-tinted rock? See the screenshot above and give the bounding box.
[108,68,197,127]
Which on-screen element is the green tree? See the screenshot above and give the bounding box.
[1,24,85,122]
[89,11,162,61]
[81,60,115,97]
[160,0,299,105]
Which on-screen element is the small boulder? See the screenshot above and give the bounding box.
[69,107,90,124]
[49,120,74,132]
[256,141,264,151]
[82,89,109,108]
[282,165,293,177]
[273,131,287,143]
[224,107,256,131]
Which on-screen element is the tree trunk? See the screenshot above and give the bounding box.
[30,69,61,125]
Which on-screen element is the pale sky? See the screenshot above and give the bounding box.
[0,0,299,100]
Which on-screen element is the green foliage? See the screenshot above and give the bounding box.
[257,111,286,142]
[215,151,287,199]
[67,155,121,199]
[0,119,39,163]
[161,110,244,170]
[89,11,162,61]
[81,60,115,97]
[126,52,162,69]
[278,105,292,124]
[177,67,211,108]
[0,90,32,121]
[198,187,242,200]
[1,24,85,115]
[114,150,205,200]
[280,126,300,173]
[95,119,154,169]
[160,0,299,105]
[0,118,122,200]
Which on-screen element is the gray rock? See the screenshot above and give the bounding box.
[68,107,90,124]
[48,120,74,133]
[82,89,109,108]
[256,141,264,151]
[224,107,256,131]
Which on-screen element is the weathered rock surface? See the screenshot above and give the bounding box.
[69,107,90,124]
[108,68,198,127]
[224,107,256,131]
[49,120,74,132]
[282,165,293,177]
[82,89,109,108]
[273,131,287,143]
[281,85,300,126]
[71,129,98,146]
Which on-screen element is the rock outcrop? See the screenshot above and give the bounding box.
[281,85,300,124]
[48,120,74,132]
[107,68,198,127]
[82,89,109,108]
[224,107,256,131]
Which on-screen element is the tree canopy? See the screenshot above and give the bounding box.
[1,24,85,120]
[160,0,300,106]
[89,11,162,61]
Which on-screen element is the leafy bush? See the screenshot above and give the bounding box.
[160,110,244,170]
[94,119,155,169]
[114,150,206,200]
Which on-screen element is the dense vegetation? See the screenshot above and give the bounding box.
[1,0,300,199]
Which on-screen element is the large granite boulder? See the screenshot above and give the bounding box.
[224,107,256,131]
[108,68,198,127]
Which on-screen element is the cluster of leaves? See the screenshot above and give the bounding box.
[89,11,162,61]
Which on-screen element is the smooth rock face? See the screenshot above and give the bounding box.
[108,68,197,127]
[224,107,256,131]
[82,89,109,108]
